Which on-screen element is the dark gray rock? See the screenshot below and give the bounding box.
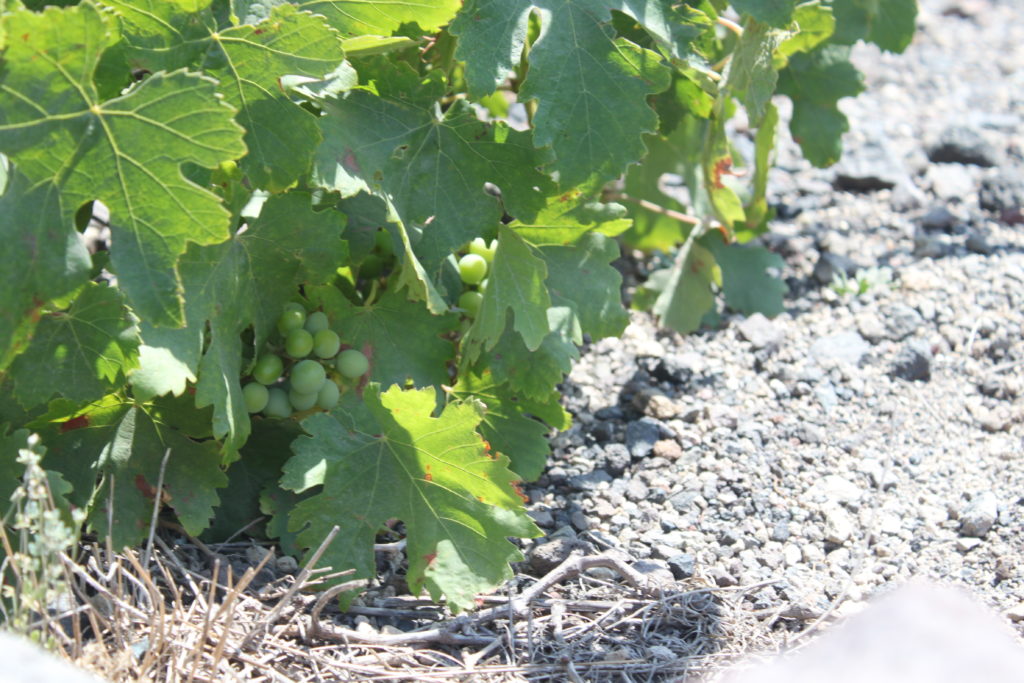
[737,313,785,350]
[883,304,925,341]
[599,443,631,476]
[813,252,859,285]
[926,125,998,167]
[668,489,701,514]
[920,206,959,232]
[667,553,697,579]
[979,172,1024,224]
[528,537,578,574]
[960,492,998,538]
[771,520,791,543]
[890,340,933,382]
[568,469,613,492]
[624,477,650,502]
[965,229,993,254]
[625,417,671,458]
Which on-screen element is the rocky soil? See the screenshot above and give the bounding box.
[519,0,1024,650]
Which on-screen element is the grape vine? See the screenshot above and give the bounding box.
[0,0,916,611]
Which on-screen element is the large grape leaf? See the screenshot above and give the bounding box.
[132,192,346,454]
[453,368,570,481]
[461,225,550,364]
[482,309,579,402]
[705,233,786,317]
[642,242,719,334]
[0,170,91,372]
[233,0,460,36]
[452,0,686,187]
[100,2,345,192]
[0,3,247,327]
[830,0,917,53]
[314,78,553,269]
[510,191,632,246]
[539,233,628,341]
[307,285,458,390]
[776,44,864,167]
[725,19,782,125]
[283,385,540,612]
[731,0,795,27]
[8,283,139,408]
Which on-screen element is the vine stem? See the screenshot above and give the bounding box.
[605,191,701,226]
[716,16,744,37]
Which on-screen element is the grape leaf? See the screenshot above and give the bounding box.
[307,284,458,390]
[269,0,461,37]
[461,225,551,364]
[776,44,864,167]
[539,233,629,341]
[725,19,781,125]
[0,3,247,326]
[133,192,346,454]
[705,233,786,317]
[0,171,90,371]
[731,0,795,27]
[644,242,718,334]
[314,82,553,268]
[830,0,917,53]
[452,1,675,187]
[453,368,570,481]
[742,102,779,235]
[483,309,580,402]
[8,283,139,408]
[102,2,345,192]
[777,1,835,61]
[283,385,540,611]
[510,192,632,246]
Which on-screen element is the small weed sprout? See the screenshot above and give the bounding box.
[831,266,894,297]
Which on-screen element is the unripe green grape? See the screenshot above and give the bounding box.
[468,237,497,264]
[374,228,394,256]
[478,278,488,294]
[242,383,269,413]
[317,380,340,410]
[285,328,314,358]
[277,302,306,334]
[289,387,319,412]
[336,349,369,378]
[313,329,341,359]
[264,388,292,418]
[252,354,283,385]
[458,253,488,285]
[459,290,483,317]
[361,253,383,279]
[304,311,329,334]
[291,359,327,394]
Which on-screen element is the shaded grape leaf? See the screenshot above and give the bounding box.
[89,405,227,550]
[452,1,675,187]
[482,310,580,403]
[283,385,540,612]
[742,102,779,236]
[510,191,632,246]
[705,233,786,317]
[307,285,458,390]
[539,233,628,341]
[314,80,553,268]
[0,170,90,372]
[731,0,795,27]
[777,45,864,167]
[461,225,550,365]
[0,4,247,326]
[725,20,781,125]
[102,2,345,192]
[8,284,139,408]
[642,242,718,334]
[133,192,346,454]
[830,0,917,53]
[453,368,570,481]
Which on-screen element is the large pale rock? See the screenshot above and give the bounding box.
[721,581,1024,683]
[0,632,104,683]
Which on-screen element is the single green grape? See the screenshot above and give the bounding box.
[289,387,319,412]
[459,290,483,317]
[317,380,340,410]
[285,328,314,358]
[478,278,488,294]
[264,388,292,418]
[304,311,329,334]
[468,237,497,264]
[291,359,327,394]
[242,382,269,413]
[361,253,383,279]
[374,228,394,256]
[252,354,283,385]
[458,253,488,285]
[336,349,370,378]
[277,302,306,334]
[313,329,341,359]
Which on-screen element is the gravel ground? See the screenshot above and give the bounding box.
[520,0,1024,648]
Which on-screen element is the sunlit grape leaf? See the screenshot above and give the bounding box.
[0,171,90,371]
[725,20,781,124]
[101,2,345,192]
[511,192,632,246]
[777,44,864,167]
[644,242,718,334]
[282,0,460,37]
[452,0,677,187]
[8,284,139,408]
[482,310,579,402]
[705,233,785,317]
[830,0,917,53]
[540,233,628,341]
[452,369,569,481]
[742,102,779,236]
[0,3,247,326]
[283,385,540,611]
[314,79,553,268]
[776,1,835,62]
[461,225,551,364]
[731,0,795,27]
[133,193,346,454]
[307,285,458,390]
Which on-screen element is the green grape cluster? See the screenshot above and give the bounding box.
[360,228,397,279]
[456,237,496,318]
[242,302,370,419]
